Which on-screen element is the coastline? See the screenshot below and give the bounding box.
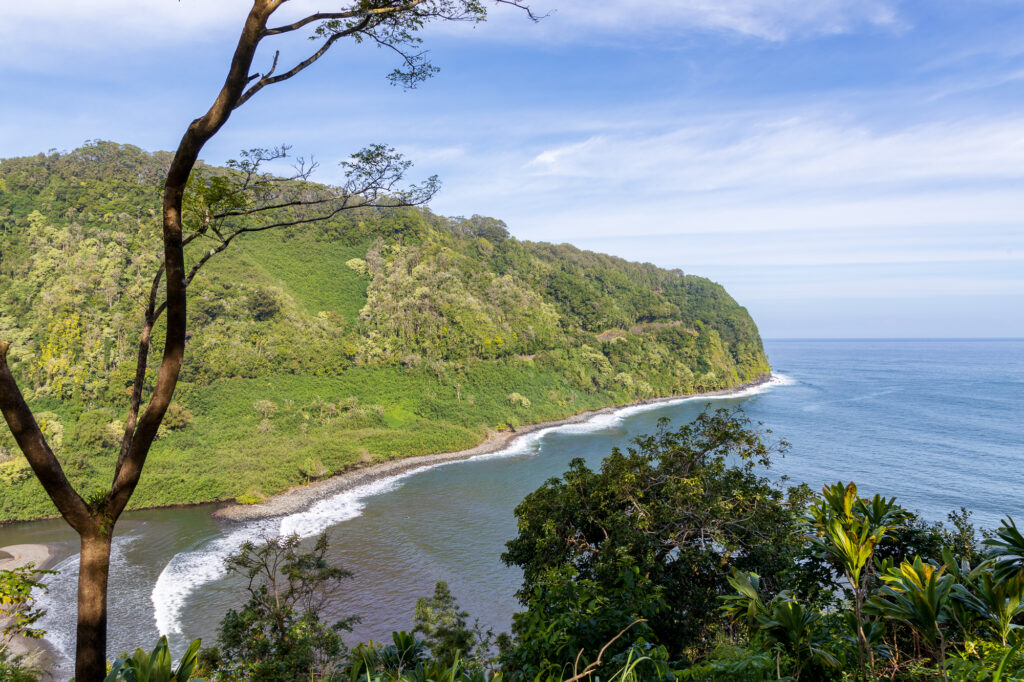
[0,543,54,571]
[0,543,65,672]
[213,373,771,523]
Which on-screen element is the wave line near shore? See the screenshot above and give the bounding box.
[150,374,790,638]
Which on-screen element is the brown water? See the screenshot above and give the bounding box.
[8,340,1020,680]
[2,387,766,678]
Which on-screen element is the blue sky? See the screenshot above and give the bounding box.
[2,1,1023,338]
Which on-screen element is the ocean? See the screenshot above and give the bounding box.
[2,338,1021,676]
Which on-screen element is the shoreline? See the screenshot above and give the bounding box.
[0,543,65,673]
[12,374,772,675]
[213,373,772,523]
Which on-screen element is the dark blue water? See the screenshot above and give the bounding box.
[7,339,1022,676]
[757,339,1023,527]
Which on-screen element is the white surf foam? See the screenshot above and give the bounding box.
[152,517,277,635]
[278,467,433,539]
[35,533,140,673]
[153,471,432,635]
[151,373,793,635]
[467,374,792,461]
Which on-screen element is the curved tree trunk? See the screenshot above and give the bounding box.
[1,2,474,679]
[71,6,277,679]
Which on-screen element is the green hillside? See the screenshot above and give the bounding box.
[0,142,769,521]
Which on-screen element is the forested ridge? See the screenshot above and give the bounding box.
[0,141,768,521]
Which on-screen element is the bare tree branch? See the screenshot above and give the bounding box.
[264,10,362,35]
[236,18,369,108]
[263,1,429,35]
[494,0,547,22]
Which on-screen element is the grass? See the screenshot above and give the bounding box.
[225,231,370,329]
[0,360,645,522]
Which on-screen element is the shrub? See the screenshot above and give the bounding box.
[299,458,329,481]
[507,392,531,408]
[345,257,369,276]
[253,400,278,419]
[248,288,281,321]
[35,413,64,450]
[162,402,194,431]
[0,459,32,485]
[71,408,118,452]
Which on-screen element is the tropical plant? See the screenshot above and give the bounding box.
[756,598,838,680]
[985,517,1024,583]
[720,569,769,626]
[675,645,776,682]
[953,566,1024,646]
[868,556,956,673]
[721,570,838,680]
[347,631,428,680]
[807,481,893,675]
[104,636,202,682]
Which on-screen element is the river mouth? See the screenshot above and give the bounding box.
[6,339,1023,679]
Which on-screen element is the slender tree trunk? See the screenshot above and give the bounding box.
[76,531,112,681]
[2,2,464,678]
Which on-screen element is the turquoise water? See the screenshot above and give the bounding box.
[3,339,1021,676]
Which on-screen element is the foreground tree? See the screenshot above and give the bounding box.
[204,533,356,680]
[0,1,534,679]
[501,410,812,674]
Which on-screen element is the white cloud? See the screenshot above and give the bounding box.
[522,115,1024,194]
[581,228,1024,268]
[1,0,903,61]
[566,0,899,41]
[477,0,903,42]
[2,1,241,45]
[416,107,1024,246]
[0,1,353,65]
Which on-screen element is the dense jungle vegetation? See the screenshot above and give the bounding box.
[0,142,768,521]
[3,410,1021,680]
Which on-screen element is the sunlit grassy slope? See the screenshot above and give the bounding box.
[0,142,769,521]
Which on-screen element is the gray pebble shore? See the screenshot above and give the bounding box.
[213,375,770,523]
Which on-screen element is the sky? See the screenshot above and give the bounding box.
[2,1,1023,338]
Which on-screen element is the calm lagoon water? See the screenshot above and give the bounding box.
[2,339,1021,676]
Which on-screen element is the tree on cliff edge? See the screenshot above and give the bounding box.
[0,2,536,680]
